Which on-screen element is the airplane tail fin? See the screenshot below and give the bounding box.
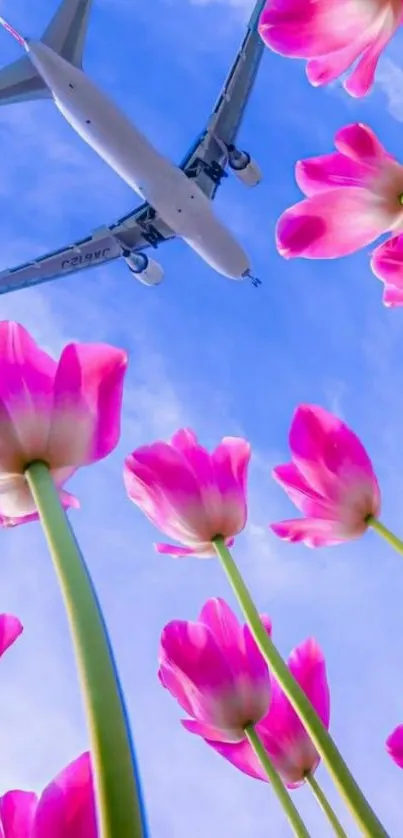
[0,0,93,107]
[41,0,93,69]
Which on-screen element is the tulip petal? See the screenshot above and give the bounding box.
[155,541,211,557]
[371,234,403,286]
[198,598,243,651]
[169,434,249,538]
[155,537,234,558]
[198,599,270,689]
[383,286,403,307]
[334,123,391,165]
[272,462,334,517]
[306,37,373,88]
[125,446,207,540]
[181,718,244,742]
[295,152,375,197]
[205,736,265,780]
[287,638,330,730]
[47,344,127,469]
[270,517,346,547]
[0,614,23,656]
[288,405,379,507]
[34,752,97,838]
[386,725,403,769]
[344,9,402,97]
[258,0,377,59]
[0,791,37,838]
[0,322,55,472]
[276,188,395,259]
[159,620,234,722]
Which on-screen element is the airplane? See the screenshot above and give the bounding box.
[0,0,266,296]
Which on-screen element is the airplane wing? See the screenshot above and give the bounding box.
[0,0,265,295]
[0,205,175,295]
[180,0,266,200]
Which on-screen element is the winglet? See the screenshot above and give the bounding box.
[0,16,26,47]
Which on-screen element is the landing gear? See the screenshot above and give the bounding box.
[243,269,261,288]
[185,156,227,186]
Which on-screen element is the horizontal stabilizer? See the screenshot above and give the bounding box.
[0,0,93,107]
[0,55,50,106]
[42,0,93,68]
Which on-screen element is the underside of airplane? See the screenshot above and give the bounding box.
[0,0,266,294]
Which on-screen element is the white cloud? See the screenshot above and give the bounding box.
[375,56,403,123]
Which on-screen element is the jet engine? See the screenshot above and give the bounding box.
[227,146,262,187]
[121,250,164,286]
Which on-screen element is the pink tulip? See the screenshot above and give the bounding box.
[158,598,272,742]
[258,0,402,97]
[0,752,97,837]
[276,123,403,297]
[124,429,250,558]
[270,404,380,547]
[0,614,23,657]
[371,234,403,307]
[201,638,329,788]
[386,725,403,769]
[0,321,127,524]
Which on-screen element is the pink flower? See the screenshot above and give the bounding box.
[270,404,380,547]
[276,123,403,302]
[371,234,403,307]
[386,725,403,769]
[124,429,250,558]
[0,321,127,524]
[158,598,272,742]
[0,614,23,657]
[0,752,97,837]
[258,0,402,97]
[201,638,329,788]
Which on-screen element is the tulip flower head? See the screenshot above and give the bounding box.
[158,598,272,742]
[276,123,403,307]
[386,725,403,769]
[0,321,127,524]
[124,428,250,557]
[270,404,380,547]
[0,752,97,837]
[259,0,402,97]
[203,638,330,788]
[0,614,23,658]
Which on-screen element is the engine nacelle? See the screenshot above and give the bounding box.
[227,146,262,187]
[122,250,164,286]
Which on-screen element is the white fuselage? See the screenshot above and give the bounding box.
[25,40,250,280]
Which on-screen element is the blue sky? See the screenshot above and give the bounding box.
[0,0,403,834]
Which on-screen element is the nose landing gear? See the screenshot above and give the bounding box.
[243,269,261,288]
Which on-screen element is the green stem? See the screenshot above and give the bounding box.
[25,462,146,838]
[245,725,311,837]
[367,517,403,557]
[213,537,387,837]
[306,774,348,837]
